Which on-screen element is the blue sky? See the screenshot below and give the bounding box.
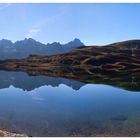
[0,3,140,45]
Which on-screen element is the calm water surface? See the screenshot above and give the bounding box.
[0,71,140,136]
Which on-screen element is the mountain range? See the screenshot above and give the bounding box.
[0,38,84,59]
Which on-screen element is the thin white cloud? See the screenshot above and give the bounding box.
[26,6,68,39]
[0,3,11,10]
[26,28,41,38]
[26,15,60,38]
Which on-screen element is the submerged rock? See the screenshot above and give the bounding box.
[111,115,127,121]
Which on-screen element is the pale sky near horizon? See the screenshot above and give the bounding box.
[0,3,140,45]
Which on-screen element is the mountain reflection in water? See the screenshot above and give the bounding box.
[0,70,139,92]
[0,71,85,91]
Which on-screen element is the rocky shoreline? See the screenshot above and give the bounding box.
[0,130,27,137]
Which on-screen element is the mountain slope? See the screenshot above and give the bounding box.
[0,39,140,72]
